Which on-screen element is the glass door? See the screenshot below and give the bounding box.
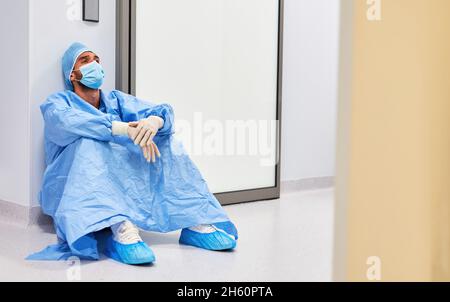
[117,0,284,205]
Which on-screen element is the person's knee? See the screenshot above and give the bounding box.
[68,137,112,158]
[72,137,110,148]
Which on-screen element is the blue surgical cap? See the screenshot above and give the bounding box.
[62,42,92,91]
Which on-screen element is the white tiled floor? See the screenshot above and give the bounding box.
[0,189,334,282]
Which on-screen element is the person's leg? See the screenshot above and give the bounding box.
[111,220,143,244]
[212,221,239,240]
[179,224,237,251]
[46,137,155,264]
[105,221,155,265]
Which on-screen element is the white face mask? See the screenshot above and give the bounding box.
[73,61,105,89]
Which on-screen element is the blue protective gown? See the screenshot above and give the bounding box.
[27,89,231,261]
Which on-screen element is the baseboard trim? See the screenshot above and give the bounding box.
[281,177,335,194]
[0,199,52,227]
[29,206,53,226]
[0,199,29,226]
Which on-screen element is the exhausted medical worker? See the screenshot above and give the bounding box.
[27,42,238,265]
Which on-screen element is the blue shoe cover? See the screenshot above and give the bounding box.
[179,228,237,251]
[213,221,239,240]
[104,236,155,265]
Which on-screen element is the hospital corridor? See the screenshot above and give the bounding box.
[0,189,334,282]
[1,0,450,286]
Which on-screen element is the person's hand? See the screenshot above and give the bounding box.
[128,122,162,163]
[112,121,161,163]
[141,142,161,163]
[129,116,164,147]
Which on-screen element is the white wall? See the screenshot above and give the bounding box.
[29,0,116,206]
[0,0,31,206]
[281,0,340,181]
[1,0,116,207]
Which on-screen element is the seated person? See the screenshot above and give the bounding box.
[27,42,238,265]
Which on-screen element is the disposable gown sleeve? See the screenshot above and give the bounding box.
[41,100,114,147]
[113,90,175,137]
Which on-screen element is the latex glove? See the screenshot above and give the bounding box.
[129,116,164,147]
[128,126,161,163]
[141,142,161,163]
[112,121,161,163]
